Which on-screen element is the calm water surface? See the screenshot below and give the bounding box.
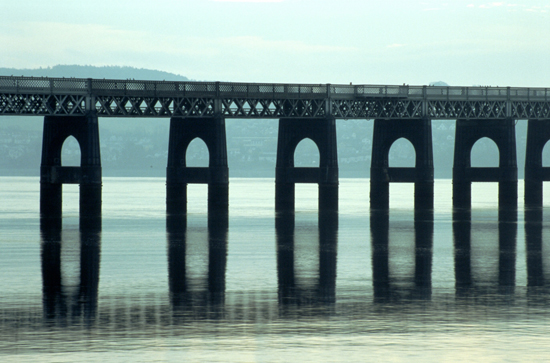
[1,177,550,362]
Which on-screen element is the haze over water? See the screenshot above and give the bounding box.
[1,177,550,362]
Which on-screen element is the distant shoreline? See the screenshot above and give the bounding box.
[0,168,454,179]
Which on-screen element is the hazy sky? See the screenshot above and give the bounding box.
[2,0,549,86]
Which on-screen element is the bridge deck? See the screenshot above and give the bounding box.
[1,76,549,119]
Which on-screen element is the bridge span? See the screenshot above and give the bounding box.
[1,76,550,119]
[1,75,550,217]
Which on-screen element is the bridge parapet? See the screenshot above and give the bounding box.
[2,75,547,100]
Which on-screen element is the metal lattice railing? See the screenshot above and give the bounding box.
[1,75,549,100]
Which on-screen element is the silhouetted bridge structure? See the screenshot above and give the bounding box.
[2,75,550,217]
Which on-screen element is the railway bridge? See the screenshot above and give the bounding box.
[1,76,550,217]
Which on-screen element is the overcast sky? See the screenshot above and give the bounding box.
[2,0,549,86]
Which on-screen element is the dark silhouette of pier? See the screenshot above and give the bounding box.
[167,211,228,317]
[0,204,543,333]
[370,208,434,302]
[40,214,101,326]
[276,211,338,309]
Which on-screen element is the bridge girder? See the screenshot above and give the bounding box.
[3,92,550,120]
[1,76,550,119]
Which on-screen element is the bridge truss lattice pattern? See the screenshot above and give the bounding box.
[1,76,549,119]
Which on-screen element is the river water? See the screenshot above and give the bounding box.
[1,177,549,362]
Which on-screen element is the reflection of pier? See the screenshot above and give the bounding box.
[3,207,550,340]
[370,209,434,302]
[167,211,228,317]
[525,207,546,287]
[275,212,338,309]
[40,215,101,325]
[453,208,517,295]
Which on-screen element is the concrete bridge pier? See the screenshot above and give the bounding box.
[452,118,517,210]
[524,122,546,287]
[370,118,434,211]
[275,117,338,213]
[166,115,229,215]
[40,114,102,220]
[524,119,550,207]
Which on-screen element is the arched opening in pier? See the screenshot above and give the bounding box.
[389,138,415,209]
[471,137,499,208]
[294,138,319,167]
[61,136,81,167]
[294,138,320,211]
[388,137,415,167]
[61,136,81,216]
[470,137,499,167]
[186,137,209,167]
[185,138,209,212]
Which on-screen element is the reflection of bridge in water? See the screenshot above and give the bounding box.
[1,208,549,337]
[2,76,550,216]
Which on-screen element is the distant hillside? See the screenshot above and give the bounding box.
[0,65,190,81]
[429,81,449,86]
